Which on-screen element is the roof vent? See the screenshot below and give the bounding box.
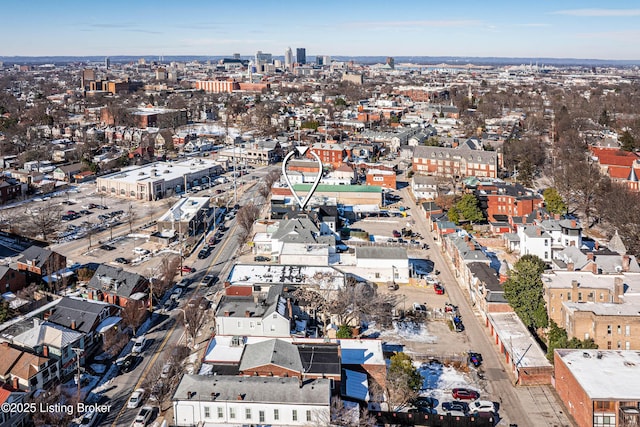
[583,352,591,358]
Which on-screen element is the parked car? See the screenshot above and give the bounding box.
[453,316,465,332]
[452,387,480,400]
[433,284,445,295]
[170,288,182,301]
[468,400,497,414]
[180,265,195,273]
[176,278,192,288]
[412,302,427,313]
[442,400,469,414]
[468,352,483,367]
[100,244,116,251]
[115,257,129,264]
[131,336,146,355]
[387,282,399,291]
[77,408,99,427]
[132,406,153,427]
[133,247,150,255]
[412,396,437,411]
[201,275,217,287]
[160,362,173,379]
[254,255,270,262]
[127,389,146,409]
[117,354,140,374]
[392,230,401,238]
[197,248,211,259]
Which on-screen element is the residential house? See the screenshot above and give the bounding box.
[0,266,27,294]
[172,375,331,427]
[411,175,438,201]
[0,318,84,379]
[472,182,544,223]
[86,264,149,307]
[465,262,509,317]
[516,225,552,263]
[590,146,640,191]
[351,247,409,284]
[0,342,58,392]
[16,246,66,280]
[442,234,491,285]
[0,387,28,427]
[215,284,291,337]
[339,339,387,403]
[0,177,25,204]
[52,163,83,183]
[46,296,121,352]
[554,349,640,427]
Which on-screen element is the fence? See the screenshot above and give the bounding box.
[374,410,495,427]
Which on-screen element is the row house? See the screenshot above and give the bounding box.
[542,271,640,350]
[17,246,67,281]
[412,146,498,179]
[465,262,510,318]
[442,233,491,286]
[0,343,58,392]
[0,178,25,204]
[411,175,438,201]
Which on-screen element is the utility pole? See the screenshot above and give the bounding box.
[71,347,83,399]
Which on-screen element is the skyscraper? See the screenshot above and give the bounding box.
[105,57,110,69]
[296,48,306,65]
[284,47,293,70]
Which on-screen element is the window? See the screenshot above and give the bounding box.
[600,293,604,301]
[229,408,235,419]
[237,321,242,328]
[204,407,210,419]
[218,407,224,418]
[567,293,572,301]
[607,341,612,349]
[250,322,255,329]
[245,408,251,420]
[578,292,582,301]
[544,239,548,246]
[307,410,312,421]
[626,325,631,336]
[607,325,612,335]
[626,341,631,350]
[618,341,622,349]
[274,409,279,421]
[594,413,616,427]
[618,325,621,334]
[544,252,548,259]
[292,410,298,421]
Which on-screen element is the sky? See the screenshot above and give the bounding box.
[2,0,640,60]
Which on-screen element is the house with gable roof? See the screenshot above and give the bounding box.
[0,386,28,427]
[0,342,57,392]
[86,264,149,307]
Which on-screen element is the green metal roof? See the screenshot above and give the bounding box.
[293,184,382,193]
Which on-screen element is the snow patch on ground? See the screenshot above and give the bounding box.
[416,361,480,414]
[379,320,438,344]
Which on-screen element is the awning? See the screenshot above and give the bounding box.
[96,316,122,334]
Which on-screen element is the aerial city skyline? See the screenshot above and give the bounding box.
[2,0,640,60]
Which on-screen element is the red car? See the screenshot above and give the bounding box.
[452,388,480,400]
[180,266,196,273]
[433,284,445,295]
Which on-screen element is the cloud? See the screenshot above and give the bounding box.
[517,23,551,27]
[127,29,163,35]
[180,38,274,47]
[576,29,640,41]
[344,19,480,29]
[552,8,640,17]
[89,23,136,29]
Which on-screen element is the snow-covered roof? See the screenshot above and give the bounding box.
[557,349,640,400]
[487,312,551,369]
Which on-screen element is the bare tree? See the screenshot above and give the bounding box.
[25,201,61,241]
[327,280,396,329]
[258,184,271,199]
[126,203,137,233]
[102,328,129,357]
[30,386,80,427]
[330,397,377,427]
[235,202,260,243]
[182,297,207,344]
[120,300,148,335]
[153,254,180,299]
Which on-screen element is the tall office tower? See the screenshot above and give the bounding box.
[296,48,306,65]
[81,68,95,90]
[386,57,395,69]
[284,47,293,70]
[105,57,110,69]
[255,51,272,72]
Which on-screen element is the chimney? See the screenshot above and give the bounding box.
[623,255,631,272]
[554,213,561,220]
[595,241,599,250]
[571,280,579,288]
[287,299,293,319]
[536,228,541,236]
[587,252,594,261]
[245,310,251,317]
[567,262,574,271]
[71,320,76,330]
[12,377,19,390]
[571,220,577,228]
[43,346,49,357]
[224,311,230,317]
[591,262,598,275]
[224,281,231,288]
[237,394,244,400]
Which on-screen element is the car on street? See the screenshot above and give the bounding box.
[160,362,173,379]
[254,255,270,262]
[170,288,182,301]
[127,389,146,409]
[392,230,401,238]
[180,265,195,273]
[197,247,211,259]
[433,284,445,295]
[452,388,480,400]
[131,336,146,355]
[468,400,497,414]
[115,257,129,264]
[201,275,217,287]
[117,354,140,374]
[411,396,437,413]
[132,406,153,427]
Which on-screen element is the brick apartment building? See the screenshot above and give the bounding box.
[412,146,498,179]
[365,169,396,189]
[309,143,349,169]
[473,182,544,222]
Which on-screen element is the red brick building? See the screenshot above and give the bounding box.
[413,146,498,179]
[590,146,640,191]
[473,182,543,222]
[365,169,396,189]
[309,143,349,169]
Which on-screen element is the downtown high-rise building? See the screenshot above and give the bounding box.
[296,48,306,65]
[284,47,293,70]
